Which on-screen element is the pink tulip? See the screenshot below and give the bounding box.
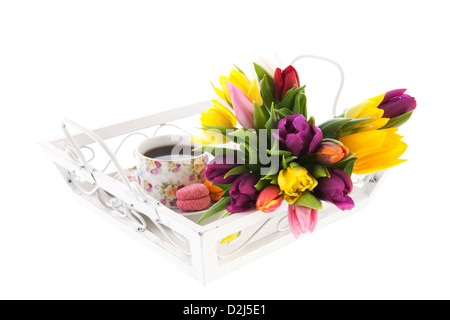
[226,82,255,129]
[287,205,319,239]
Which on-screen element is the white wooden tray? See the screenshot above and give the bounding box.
[40,99,384,284]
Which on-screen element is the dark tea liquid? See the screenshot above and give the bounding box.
[143,145,197,160]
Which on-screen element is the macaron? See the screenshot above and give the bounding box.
[176,183,211,212]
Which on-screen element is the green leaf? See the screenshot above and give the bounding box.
[228,130,259,164]
[254,103,268,130]
[339,125,373,138]
[248,145,259,166]
[339,152,356,162]
[321,138,344,146]
[224,164,250,178]
[308,116,316,126]
[292,93,307,118]
[255,179,271,191]
[284,156,297,165]
[342,159,357,176]
[211,184,232,192]
[253,63,274,87]
[222,186,231,197]
[219,210,233,220]
[260,74,276,110]
[318,118,353,139]
[275,108,294,118]
[261,173,278,180]
[311,164,329,179]
[275,85,306,110]
[330,156,358,176]
[201,125,237,136]
[233,64,246,75]
[381,110,414,129]
[299,93,308,118]
[282,155,288,170]
[289,161,300,168]
[197,196,231,224]
[228,128,258,143]
[292,190,323,210]
[265,103,278,133]
[341,117,374,131]
[267,149,292,157]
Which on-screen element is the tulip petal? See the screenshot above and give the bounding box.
[288,205,302,239]
[344,99,389,131]
[286,133,304,157]
[229,70,251,93]
[339,128,408,174]
[256,185,283,213]
[227,82,255,129]
[211,100,237,127]
[382,89,407,103]
[281,67,300,100]
[308,124,324,154]
[288,206,319,238]
[333,196,355,211]
[248,79,263,107]
[380,95,417,119]
[310,209,319,232]
[331,167,353,193]
[296,206,311,234]
[274,68,283,101]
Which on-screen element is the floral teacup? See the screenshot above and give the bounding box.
[135,135,207,209]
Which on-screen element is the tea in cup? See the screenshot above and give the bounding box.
[135,135,207,208]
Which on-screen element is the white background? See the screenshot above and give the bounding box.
[1,0,449,300]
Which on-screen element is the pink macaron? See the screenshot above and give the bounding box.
[176,183,211,212]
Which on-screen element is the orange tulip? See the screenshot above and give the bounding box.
[314,141,349,165]
[256,185,284,213]
[204,179,224,202]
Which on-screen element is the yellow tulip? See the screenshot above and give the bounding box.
[278,166,318,204]
[344,93,389,131]
[212,69,263,107]
[191,100,237,145]
[339,128,407,174]
[200,100,237,127]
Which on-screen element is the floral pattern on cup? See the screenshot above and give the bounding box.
[135,152,207,209]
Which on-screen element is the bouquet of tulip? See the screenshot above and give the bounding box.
[193,61,416,238]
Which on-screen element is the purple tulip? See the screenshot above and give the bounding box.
[275,114,323,157]
[204,155,240,185]
[226,172,260,213]
[314,168,355,211]
[378,89,417,119]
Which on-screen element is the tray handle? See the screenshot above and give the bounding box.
[61,118,133,191]
[290,54,345,117]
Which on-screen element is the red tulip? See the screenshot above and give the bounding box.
[274,65,300,101]
[256,185,284,213]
